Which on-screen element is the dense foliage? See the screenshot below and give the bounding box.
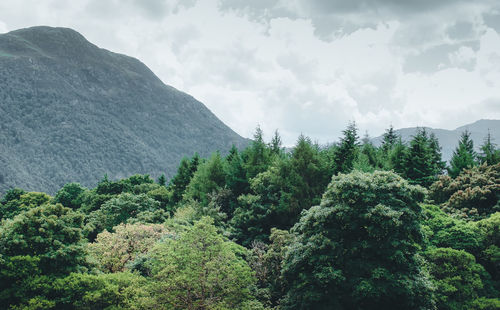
[1,124,499,309]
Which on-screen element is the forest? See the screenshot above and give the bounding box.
[1,123,499,310]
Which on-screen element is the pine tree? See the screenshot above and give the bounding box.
[169,155,198,205]
[448,130,477,178]
[381,125,398,152]
[479,130,500,165]
[270,129,283,156]
[157,174,166,187]
[334,122,360,174]
[429,133,446,176]
[244,126,271,180]
[404,128,435,187]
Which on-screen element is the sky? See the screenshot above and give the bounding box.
[1,0,500,145]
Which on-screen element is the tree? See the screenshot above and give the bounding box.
[479,131,500,165]
[157,174,166,187]
[334,121,359,174]
[148,217,262,309]
[270,129,284,156]
[404,128,436,187]
[54,182,86,210]
[244,126,272,180]
[169,154,199,206]
[429,163,500,219]
[281,171,432,310]
[449,130,477,178]
[429,133,446,176]
[185,152,227,206]
[381,125,398,153]
[0,203,87,307]
[89,223,171,273]
[0,190,51,220]
[425,248,486,310]
[85,193,167,240]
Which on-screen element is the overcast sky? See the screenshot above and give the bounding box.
[1,0,500,144]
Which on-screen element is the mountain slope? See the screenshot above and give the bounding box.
[371,119,500,162]
[0,26,248,194]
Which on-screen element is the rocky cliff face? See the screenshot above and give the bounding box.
[0,26,248,194]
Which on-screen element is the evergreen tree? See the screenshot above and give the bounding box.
[479,131,500,165]
[185,152,227,206]
[381,125,398,153]
[449,130,477,178]
[404,128,435,187]
[244,126,271,180]
[429,133,446,176]
[168,154,199,205]
[156,174,166,187]
[270,129,284,156]
[389,137,408,175]
[334,121,360,174]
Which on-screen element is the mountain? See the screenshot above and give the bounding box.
[371,119,500,162]
[0,26,248,194]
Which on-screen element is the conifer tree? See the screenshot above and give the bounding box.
[429,133,446,176]
[449,130,477,178]
[270,129,284,156]
[334,121,360,174]
[381,125,398,153]
[244,126,271,180]
[156,174,166,187]
[479,131,500,165]
[404,128,435,187]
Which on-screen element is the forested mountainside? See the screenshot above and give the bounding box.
[0,26,248,194]
[371,119,500,161]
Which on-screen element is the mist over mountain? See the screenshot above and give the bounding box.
[371,119,500,162]
[0,26,248,194]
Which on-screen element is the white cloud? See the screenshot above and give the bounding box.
[0,0,499,144]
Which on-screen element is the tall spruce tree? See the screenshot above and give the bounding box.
[334,121,360,174]
[244,126,271,180]
[429,133,446,176]
[449,130,477,178]
[479,131,500,165]
[381,125,398,153]
[404,128,435,187]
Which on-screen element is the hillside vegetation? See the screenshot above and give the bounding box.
[1,124,499,309]
[0,26,248,194]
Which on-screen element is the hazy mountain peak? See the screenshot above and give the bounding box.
[0,26,248,194]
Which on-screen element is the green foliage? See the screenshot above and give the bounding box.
[404,128,439,187]
[84,193,167,240]
[244,126,272,180]
[168,154,199,206]
[0,203,87,307]
[185,152,227,206]
[89,223,171,273]
[334,121,360,174]
[0,190,51,220]
[54,182,86,210]
[249,228,292,307]
[449,130,477,178]
[429,163,500,219]
[281,170,432,310]
[425,247,486,310]
[148,217,262,309]
[479,131,500,165]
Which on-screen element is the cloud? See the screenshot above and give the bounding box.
[0,0,499,145]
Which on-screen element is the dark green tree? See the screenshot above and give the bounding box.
[334,121,360,174]
[429,133,446,176]
[168,154,199,206]
[404,128,435,187]
[449,130,477,178]
[479,131,500,165]
[185,152,227,206]
[54,183,86,210]
[281,171,432,310]
[244,126,272,180]
[381,125,398,153]
[0,203,87,307]
[157,174,166,186]
[270,129,284,156]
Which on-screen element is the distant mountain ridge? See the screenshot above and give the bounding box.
[0,26,248,194]
[371,119,500,162]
